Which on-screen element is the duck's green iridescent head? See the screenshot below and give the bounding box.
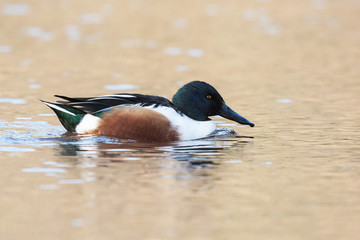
[172,81,254,127]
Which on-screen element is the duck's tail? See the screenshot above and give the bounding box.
[41,100,88,133]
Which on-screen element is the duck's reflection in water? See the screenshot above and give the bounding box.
[55,128,253,168]
[42,129,254,194]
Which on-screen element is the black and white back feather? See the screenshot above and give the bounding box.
[55,94,179,115]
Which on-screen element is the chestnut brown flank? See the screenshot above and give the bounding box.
[97,106,179,142]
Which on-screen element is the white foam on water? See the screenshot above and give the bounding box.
[264,24,281,35]
[80,13,103,24]
[71,218,84,227]
[58,179,84,184]
[311,0,326,10]
[62,72,71,77]
[65,25,81,41]
[175,65,189,72]
[276,99,293,103]
[261,162,273,165]
[187,49,204,57]
[205,4,219,16]
[174,18,188,28]
[23,27,54,41]
[112,73,123,79]
[0,98,27,104]
[15,117,32,120]
[38,113,56,117]
[2,4,31,16]
[225,160,243,163]
[164,47,183,56]
[20,59,32,66]
[102,4,113,15]
[22,168,66,173]
[84,34,101,43]
[39,184,59,190]
[121,39,135,48]
[29,84,41,89]
[0,146,35,152]
[123,157,140,161]
[145,40,157,49]
[104,84,138,91]
[0,45,12,53]
[42,161,56,165]
[243,8,282,35]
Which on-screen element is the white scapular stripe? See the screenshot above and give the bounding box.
[75,114,102,134]
[112,94,137,98]
[90,94,136,100]
[44,102,76,116]
[145,105,216,140]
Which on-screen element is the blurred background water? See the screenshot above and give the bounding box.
[0,0,359,240]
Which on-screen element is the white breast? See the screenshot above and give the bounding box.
[146,106,216,140]
[75,114,102,134]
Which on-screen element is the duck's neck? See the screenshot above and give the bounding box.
[172,92,209,121]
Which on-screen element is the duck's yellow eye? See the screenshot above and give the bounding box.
[206,95,212,100]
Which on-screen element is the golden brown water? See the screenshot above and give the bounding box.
[1,1,360,239]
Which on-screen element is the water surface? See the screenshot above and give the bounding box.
[0,0,359,240]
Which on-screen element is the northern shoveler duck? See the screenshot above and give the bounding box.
[42,81,254,142]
